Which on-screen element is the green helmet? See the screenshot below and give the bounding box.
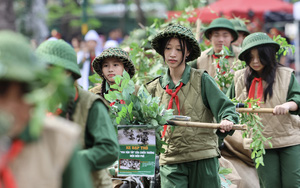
[238,32,280,61]
[204,18,238,42]
[230,18,250,35]
[36,39,81,79]
[0,31,45,82]
[151,24,201,62]
[93,47,135,79]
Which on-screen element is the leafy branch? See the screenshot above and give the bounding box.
[25,67,73,138]
[213,46,245,93]
[273,34,295,60]
[104,70,174,154]
[232,98,272,168]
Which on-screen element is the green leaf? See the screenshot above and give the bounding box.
[123,70,130,80]
[219,167,232,175]
[110,84,119,90]
[114,75,122,85]
[128,102,133,114]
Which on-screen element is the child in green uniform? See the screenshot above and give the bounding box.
[90,47,136,97]
[228,32,300,188]
[196,18,240,78]
[36,40,119,188]
[0,31,92,188]
[146,24,239,188]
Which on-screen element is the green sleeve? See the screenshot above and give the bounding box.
[201,72,239,140]
[79,100,119,171]
[62,148,93,188]
[226,82,236,99]
[287,73,300,115]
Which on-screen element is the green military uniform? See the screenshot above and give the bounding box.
[148,24,239,188]
[54,86,119,171]
[36,39,119,188]
[147,65,239,188]
[196,18,240,78]
[0,31,92,188]
[196,45,240,78]
[228,32,300,188]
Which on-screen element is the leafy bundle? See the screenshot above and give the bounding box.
[232,98,272,168]
[104,71,174,154]
[213,46,245,93]
[25,67,73,137]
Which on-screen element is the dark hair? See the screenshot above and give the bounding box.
[0,80,30,96]
[100,79,107,98]
[159,37,192,64]
[244,45,282,102]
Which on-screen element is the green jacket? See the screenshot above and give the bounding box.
[63,86,119,171]
[146,65,239,165]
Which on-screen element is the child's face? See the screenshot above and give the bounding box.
[0,82,33,138]
[232,32,246,47]
[102,57,125,84]
[164,38,189,69]
[249,48,264,76]
[210,29,234,53]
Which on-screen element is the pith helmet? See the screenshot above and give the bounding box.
[151,24,201,62]
[92,47,135,79]
[204,18,238,42]
[230,18,250,35]
[36,39,81,79]
[238,32,280,61]
[0,31,45,82]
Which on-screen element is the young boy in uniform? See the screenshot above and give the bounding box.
[36,39,119,188]
[0,31,92,188]
[197,17,240,77]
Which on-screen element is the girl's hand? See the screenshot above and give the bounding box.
[273,101,298,115]
[219,119,233,133]
[273,104,289,115]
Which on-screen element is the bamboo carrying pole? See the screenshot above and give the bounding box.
[167,120,247,130]
[236,108,274,113]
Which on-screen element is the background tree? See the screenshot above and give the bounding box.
[15,0,49,45]
[0,0,16,31]
[47,0,101,41]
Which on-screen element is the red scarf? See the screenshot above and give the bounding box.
[0,140,24,188]
[161,82,184,138]
[212,54,229,74]
[248,77,263,107]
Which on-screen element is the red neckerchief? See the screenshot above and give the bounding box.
[47,87,79,116]
[161,82,184,138]
[0,140,24,188]
[212,54,229,74]
[248,77,263,107]
[109,100,125,107]
[108,88,125,106]
[90,54,96,73]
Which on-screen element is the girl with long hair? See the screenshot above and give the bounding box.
[228,32,300,188]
